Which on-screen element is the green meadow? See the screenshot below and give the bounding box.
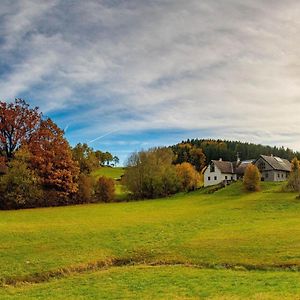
[1,181,300,299]
[91,167,125,180]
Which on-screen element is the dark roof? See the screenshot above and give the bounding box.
[235,161,253,175]
[212,160,235,174]
[258,155,291,172]
[211,159,254,175]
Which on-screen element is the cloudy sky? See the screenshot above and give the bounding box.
[0,0,299,163]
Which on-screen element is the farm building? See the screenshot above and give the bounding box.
[204,155,291,187]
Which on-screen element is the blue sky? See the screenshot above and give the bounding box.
[0,0,300,164]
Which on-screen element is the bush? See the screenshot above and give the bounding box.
[243,164,261,191]
[95,176,115,202]
[0,148,43,209]
[176,162,200,191]
[76,173,95,203]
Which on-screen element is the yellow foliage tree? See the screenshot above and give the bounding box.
[243,164,261,191]
[176,162,200,191]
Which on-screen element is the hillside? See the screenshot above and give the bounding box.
[1,182,300,298]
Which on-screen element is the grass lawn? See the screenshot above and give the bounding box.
[1,181,300,298]
[2,265,300,299]
[91,167,125,180]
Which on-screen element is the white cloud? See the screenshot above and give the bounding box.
[0,0,300,151]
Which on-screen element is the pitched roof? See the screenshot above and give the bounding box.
[258,155,291,172]
[212,160,235,174]
[235,161,254,175]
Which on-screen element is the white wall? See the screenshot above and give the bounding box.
[204,164,237,187]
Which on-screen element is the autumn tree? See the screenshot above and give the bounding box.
[190,148,206,172]
[286,157,300,193]
[176,162,200,191]
[243,164,261,191]
[0,99,41,159]
[95,176,115,202]
[28,118,79,204]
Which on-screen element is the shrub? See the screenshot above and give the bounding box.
[76,173,95,203]
[176,162,200,191]
[95,176,115,202]
[0,148,43,209]
[243,164,261,191]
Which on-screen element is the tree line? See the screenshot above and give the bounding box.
[171,139,300,169]
[0,99,118,209]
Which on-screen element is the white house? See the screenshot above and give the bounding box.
[204,159,238,187]
[204,155,291,187]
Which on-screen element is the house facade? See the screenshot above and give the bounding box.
[204,155,291,187]
[254,155,291,182]
[204,159,238,187]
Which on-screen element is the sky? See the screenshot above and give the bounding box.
[0,0,299,164]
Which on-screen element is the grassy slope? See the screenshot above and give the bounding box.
[1,182,300,298]
[92,167,128,200]
[91,167,125,180]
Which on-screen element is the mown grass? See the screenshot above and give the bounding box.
[2,265,300,299]
[1,181,300,298]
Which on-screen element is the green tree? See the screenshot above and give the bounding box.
[123,148,180,199]
[0,147,43,209]
[72,143,99,174]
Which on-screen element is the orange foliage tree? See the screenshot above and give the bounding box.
[0,99,41,159]
[243,164,261,191]
[28,118,79,204]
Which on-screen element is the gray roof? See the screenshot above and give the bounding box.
[212,160,235,174]
[258,155,291,172]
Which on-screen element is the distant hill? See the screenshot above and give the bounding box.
[171,139,300,166]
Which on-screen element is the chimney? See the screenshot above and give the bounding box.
[236,152,241,164]
[219,158,222,161]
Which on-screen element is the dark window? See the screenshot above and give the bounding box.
[225,176,227,180]
[210,163,215,172]
[208,176,211,181]
[214,176,217,180]
[266,173,269,178]
[278,173,280,178]
[231,176,233,180]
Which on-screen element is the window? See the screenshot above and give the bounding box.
[210,163,215,173]
[208,176,211,181]
[214,176,217,180]
[231,176,233,180]
[266,173,269,178]
[278,173,280,178]
[225,176,227,180]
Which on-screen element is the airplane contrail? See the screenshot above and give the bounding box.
[88,129,119,144]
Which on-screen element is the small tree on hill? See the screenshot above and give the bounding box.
[243,164,261,191]
[286,157,300,194]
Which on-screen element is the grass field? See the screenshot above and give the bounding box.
[91,166,125,180]
[1,181,300,299]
